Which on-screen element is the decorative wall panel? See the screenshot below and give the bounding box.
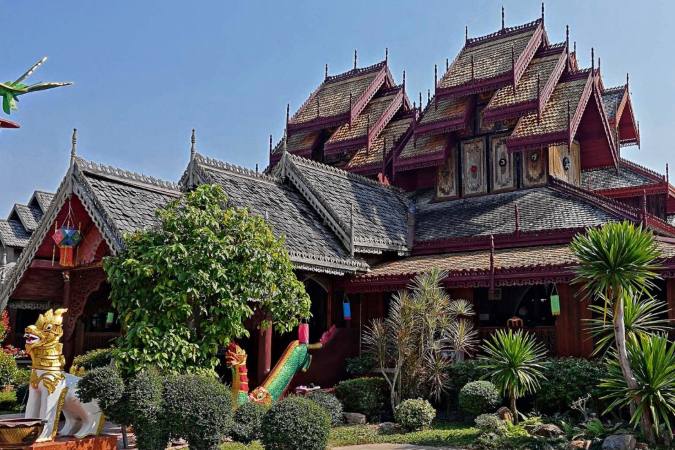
[490,135,515,192]
[461,138,487,196]
[436,146,458,198]
[522,148,547,187]
[548,141,580,186]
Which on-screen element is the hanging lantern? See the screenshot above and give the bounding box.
[52,225,81,267]
[550,284,561,316]
[298,323,309,344]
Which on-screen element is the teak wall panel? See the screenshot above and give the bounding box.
[554,283,593,357]
[548,141,580,186]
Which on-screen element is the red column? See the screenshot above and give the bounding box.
[256,323,272,383]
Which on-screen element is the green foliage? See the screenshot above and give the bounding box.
[162,374,233,450]
[474,414,504,433]
[535,358,604,414]
[334,377,388,420]
[458,381,501,417]
[126,370,167,450]
[345,354,375,377]
[71,348,114,373]
[77,364,129,425]
[0,351,18,387]
[586,296,671,356]
[104,184,310,375]
[0,391,17,412]
[394,398,436,431]
[261,396,330,450]
[479,329,547,421]
[232,402,267,444]
[600,333,675,440]
[306,390,343,426]
[12,369,30,405]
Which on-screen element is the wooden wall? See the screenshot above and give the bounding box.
[554,283,593,357]
[549,141,581,186]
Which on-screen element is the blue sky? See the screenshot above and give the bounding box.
[1,0,673,212]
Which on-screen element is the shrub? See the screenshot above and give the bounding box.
[394,398,436,431]
[306,391,343,426]
[334,377,388,420]
[345,354,375,377]
[162,374,233,450]
[232,402,266,443]
[0,351,17,387]
[0,391,17,412]
[261,396,330,450]
[474,413,504,433]
[126,370,167,450]
[77,364,128,425]
[459,381,501,417]
[447,359,492,396]
[534,357,604,414]
[12,369,30,405]
[71,348,114,374]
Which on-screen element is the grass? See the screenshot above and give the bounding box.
[328,422,479,448]
[220,422,478,449]
[0,390,19,414]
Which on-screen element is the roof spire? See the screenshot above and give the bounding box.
[190,128,196,159]
[501,5,505,30]
[626,72,630,89]
[598,57,601,74]
[591,47,594,73]
[353,49,358,70]
[419,92,422,111]
[434,64,438,88]
[465,25,468,44]
[402,70,406,91]
[284,104,289,154]
[269,134,273,155]
[385,47,388,63]
[255,163,259,174]
[573,41,577,55]
[666,163,669,184]
[286,103,290,125]
[446,57,449,71]
[427,89,431,105]
[70,128,77,162]
[325,63,328,80]
[565,26,570,71]
[541,2,545,23]
[641,189,648,225]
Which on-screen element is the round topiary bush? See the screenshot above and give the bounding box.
[232,402,267,443]
[163,374,233,450]
[334,377,388,420]
[70,348,114,374]
[474,413,504,433]
[261,396,330,450]
[458,380,501,417]
[77,364,128,425]
[306,391,343,426]
[394,398,436,431]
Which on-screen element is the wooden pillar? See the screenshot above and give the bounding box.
[61,271,74,364]
[667,279,675,341]
[256,323,272,383]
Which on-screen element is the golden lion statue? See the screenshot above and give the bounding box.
[24,308,105,441]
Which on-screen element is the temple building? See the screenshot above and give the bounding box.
[1,14,675,385]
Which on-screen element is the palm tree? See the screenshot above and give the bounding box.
[586,294,670,357]
[600,333,675,441]
[571,221,661,443]
[479,329,547,422]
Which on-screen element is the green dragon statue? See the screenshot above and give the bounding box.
[0,57,72,114]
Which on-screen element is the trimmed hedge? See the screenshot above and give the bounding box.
[163,374,233,450]
[534,358,604,413]
[395,398,436,431]
[71,348,114,374]
[261,396,330,450]
[232,402,266,443]
[77,364,128,425]
[458,381,501,417]
[335,377,388,420]
[306,391,343,426]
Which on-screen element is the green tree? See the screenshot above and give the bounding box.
[571,221,660,443]
[104,184,310,375]
[479,329,547,422]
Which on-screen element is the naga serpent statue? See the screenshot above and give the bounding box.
[225,325,336,409]
[24,308,104,441]
[0,57,72,114]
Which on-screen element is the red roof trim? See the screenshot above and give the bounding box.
[0,118,20,129]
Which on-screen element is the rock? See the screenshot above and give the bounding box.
[378,422,397,434]
[602,434,636,450]
[634,444,648,450]
[496,406,514,423]
[533,423,564,438]
[568,440,591,450]
[343,412,367,424]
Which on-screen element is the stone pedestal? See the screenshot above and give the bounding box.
[14,435,117,450]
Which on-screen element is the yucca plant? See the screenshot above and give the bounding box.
[479,329,547,422]
[586,293,671,357]
[571,221,661,443]
[600,333,675,441]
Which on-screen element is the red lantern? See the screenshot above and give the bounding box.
[298,323,309,344]
[52,226,81,268]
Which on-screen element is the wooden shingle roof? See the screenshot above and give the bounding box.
[346,116,413,172]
